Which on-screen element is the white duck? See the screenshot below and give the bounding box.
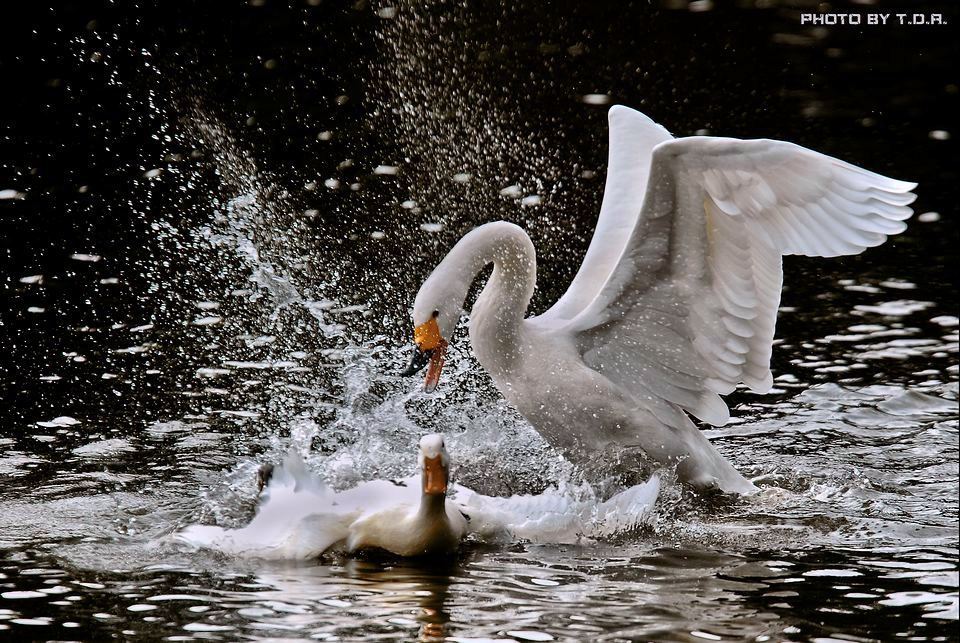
[346,434,467,557]
[176,434,467,559]
[401,105,917,494]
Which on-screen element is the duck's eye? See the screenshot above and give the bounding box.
[432,310,440,318]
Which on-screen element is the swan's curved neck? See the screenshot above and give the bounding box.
[439,221,536,341]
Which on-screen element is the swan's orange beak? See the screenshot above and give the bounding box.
[422,455,448,495]
[400,317,448,393]
[422,338,448,393]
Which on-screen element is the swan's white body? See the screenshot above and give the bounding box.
[410,106,917,494]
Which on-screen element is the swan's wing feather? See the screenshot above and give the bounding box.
[542,106,673,322]
[572,136,916,425]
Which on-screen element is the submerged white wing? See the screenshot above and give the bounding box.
[571,135,917,427]
[543,106,673,322]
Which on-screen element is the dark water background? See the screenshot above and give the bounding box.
[1,1,958,641]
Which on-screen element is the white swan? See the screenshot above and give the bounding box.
[402,105,917,494]
[176,434,467,559]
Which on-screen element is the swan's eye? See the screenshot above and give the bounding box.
[432,310,440,318]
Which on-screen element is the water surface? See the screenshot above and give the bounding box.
[1,1,957,641]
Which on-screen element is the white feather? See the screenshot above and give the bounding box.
[453,475,660,543]
[412,105,915,494]
[566,130,916,424]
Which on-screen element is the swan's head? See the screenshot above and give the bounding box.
[418,433,450,496]
[401,276,459,392]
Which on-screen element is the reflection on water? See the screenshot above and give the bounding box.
[1,542,957,640]
[2,0,957,641]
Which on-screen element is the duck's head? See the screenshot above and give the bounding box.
[401,281,458,392]
[418,433,450,496]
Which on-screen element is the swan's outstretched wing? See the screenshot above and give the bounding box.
[570,136,916,427]
[542,106,673,322]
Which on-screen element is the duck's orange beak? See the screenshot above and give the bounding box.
[422,455,448,495]
[400,317,448,393]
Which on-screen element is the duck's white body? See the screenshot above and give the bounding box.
[345,434,467,557]
[409,106,917,494]
[347,493,467,557]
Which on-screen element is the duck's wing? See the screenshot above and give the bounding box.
[176,512,356,560]
[452,476,660,543]
[569,136,916,426]
[334,476,421,517]
[176,452,356,559]
[453,484,578,542]
[540,106,673,323]
[591,475,660,538]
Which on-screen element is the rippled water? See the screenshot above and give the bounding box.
[2,1,957,641]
